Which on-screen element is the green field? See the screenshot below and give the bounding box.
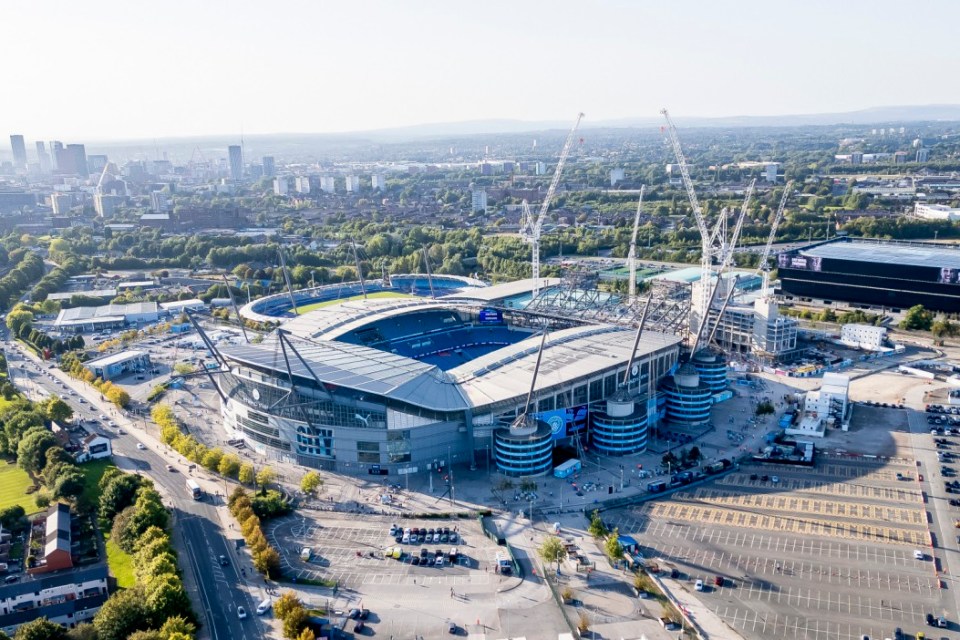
[79,459,115,507]
[0,462,38,513]
[295,291,413,314]
[105,537,135,588]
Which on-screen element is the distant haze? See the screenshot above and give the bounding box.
[2,0,960,141]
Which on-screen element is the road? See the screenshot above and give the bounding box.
[906,409,960,626]
[4,341,266,640]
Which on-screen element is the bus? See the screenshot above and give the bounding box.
[496,551,513,575]
[186,479,202,500]
[553,459,581,479]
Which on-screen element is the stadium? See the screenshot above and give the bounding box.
[778,237,960,313]
[215,278,682,476]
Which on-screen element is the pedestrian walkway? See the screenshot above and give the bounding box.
[657,574,746,639]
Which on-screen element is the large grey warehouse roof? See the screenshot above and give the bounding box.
[802,240,960,270]
[220,337,469,413]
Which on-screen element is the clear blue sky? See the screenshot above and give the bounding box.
[3,0,958,140]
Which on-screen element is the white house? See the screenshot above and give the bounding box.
[78,434,111,462]
[840,324,887,351]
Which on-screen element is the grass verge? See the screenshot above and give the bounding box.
[105,536,135,588]
[0,461,38,513]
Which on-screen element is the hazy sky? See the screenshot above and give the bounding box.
[3,0,959,140]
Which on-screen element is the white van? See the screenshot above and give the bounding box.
[256,599,271,615]
[913,549,924,560]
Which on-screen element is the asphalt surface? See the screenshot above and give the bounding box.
[5,341,266,640]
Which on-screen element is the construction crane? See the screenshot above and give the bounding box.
[713,179,756,274]
[754,181,794,296]
[520,112,585,298]
[627,185,646,304]
[660,109,713,329]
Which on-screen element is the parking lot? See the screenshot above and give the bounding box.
[267,513,505,590]
[601,458,953,640]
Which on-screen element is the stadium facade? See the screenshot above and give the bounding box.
[778,238,960,313]
[214,296,681,476]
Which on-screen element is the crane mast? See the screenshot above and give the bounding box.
[755,181,794,296]
[521,113,584,298]
[628,185,646,304]
[661,108,713,338]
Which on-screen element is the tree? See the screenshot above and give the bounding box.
[756,400,775,416]
[605,527,624,560]
[537,536,568,572]
[932,318,960,338]
[253,546,281,578]
[51,467,85,501]
[295,628,316,640]
[255,466,276,489]
[218,453,241,478]
[687,446,701,463]
[518,477,537,493]
[300,471,322,496]
[238,463,255,485]
[93,587,149,640]
[272,590,302,620]
[0,505,26,531]
[5,308,34,335]
[282,605,309,640]
[99,472,147,521]
[587,510,608,538]
[126,632,162,640]
[64,624,98,640]
[13,617,67,640]
[144,574,191,627]
[900,304,934,331]
[17,427,59,477]
[43,397,74,424]
[158,615,195,640]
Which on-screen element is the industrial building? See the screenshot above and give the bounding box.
[83,350,151,380]
[778,238,960,313]
[53,302,160,332]
[215,296,681,476]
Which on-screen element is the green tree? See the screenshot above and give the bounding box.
[42,397,74,424]
[93,587,149,640]
[932,318,959,338]
[900,304,934,331]
[99,472,147,521]
[253,546,281,577]
[756,400,775,416]
[65,624,98,640]
[5,308,34,335]
[218,453,241,478]
[126,632,161,640]
[238,463,255,485]
[144,575,191,627]
[537,536,568,572]
[158,615,196,640]
[295,628,316,640]
[587,510,608,538]
[605,527,624,560]
[17,427,59,477]
[300,471,322,496]
[51,467,86,501]
[13,617,67,640]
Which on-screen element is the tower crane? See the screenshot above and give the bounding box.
[520,112,584,298]
[627,185,646,304]
[660,109,714,329]
[754,180,794,297]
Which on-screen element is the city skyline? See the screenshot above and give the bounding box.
[3,0,959,140]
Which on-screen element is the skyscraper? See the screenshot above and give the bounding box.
[58,144,88,177]
[49,141,64,171]
[228,145,243,181]
[9,135,27,169]
[262,156,275,177]
[35,141,50,173]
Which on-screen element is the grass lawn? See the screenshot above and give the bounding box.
[295,291,412,314]
[79,459,115,507]
[0,461,38,514]
[105,536,136,588]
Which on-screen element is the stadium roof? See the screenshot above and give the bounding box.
[221,337,469,413]
[220,320,681,413]
[281,298,449,340]
[450,326,681,408]
[85,350,148,368]
[802,240,960,270]
[441,277,561,303]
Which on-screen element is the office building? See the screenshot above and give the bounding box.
[35,141,50,173]
[50,193,73,215]
[273,177,288,196]
[86,155,108,174]
[839,324,887,351]
[9,135,27,169]
[914,203,960,222]
[228,145,243,181]
[344,175,359,192]
[262,156,275,177]
[764,163,779,183]
[49,141,64,171]
[55,144,88,177]
[471,189,487,213]
[609,168,625,186]
[150,191,170,212]
[94,194,123,217]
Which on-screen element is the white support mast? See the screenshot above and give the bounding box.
[628,185,646,304]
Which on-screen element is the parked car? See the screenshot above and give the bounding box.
[695,579,704,591]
